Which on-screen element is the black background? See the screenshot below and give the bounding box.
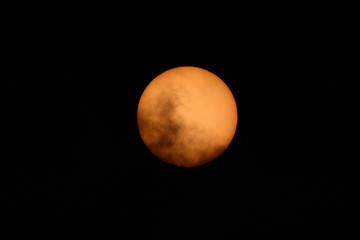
[3,8,358,239]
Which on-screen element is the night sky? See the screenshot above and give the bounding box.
[3,16,358,239]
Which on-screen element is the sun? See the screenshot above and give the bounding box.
[137,66,237,167]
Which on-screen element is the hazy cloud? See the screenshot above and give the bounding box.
[138,85,227,167]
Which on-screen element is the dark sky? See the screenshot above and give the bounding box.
[3,15,358,239]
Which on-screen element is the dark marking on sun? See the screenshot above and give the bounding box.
[137,85,228,167]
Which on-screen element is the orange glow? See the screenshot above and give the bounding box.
[137,66,237,167]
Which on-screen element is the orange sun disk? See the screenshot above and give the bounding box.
[137,66,237,167]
